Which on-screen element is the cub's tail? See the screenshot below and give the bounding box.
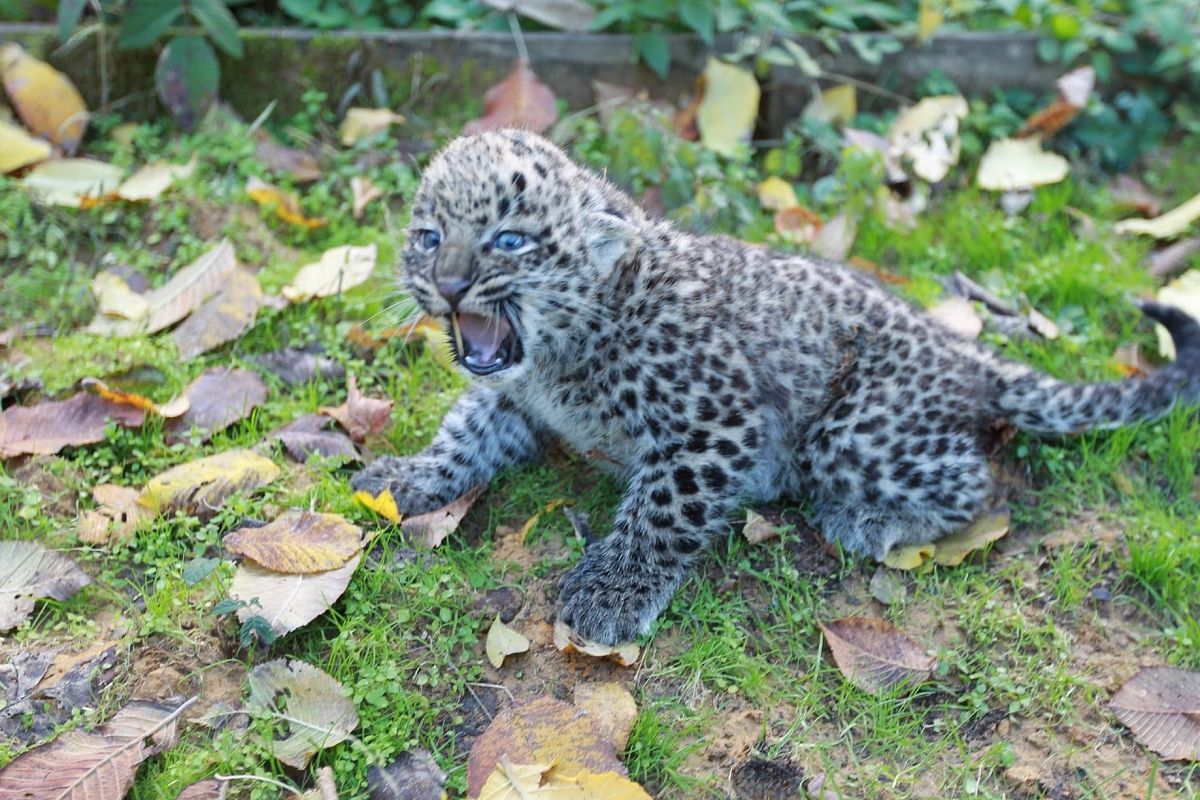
[989,301,1200,435]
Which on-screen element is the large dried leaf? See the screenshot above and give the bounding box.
[485,616,531,669]
[281,244,378,303]
[138,448,279,517]
[246,658,359,769]
[21,159,123,207]
[319,374,393,442]
[1154,270,1200,359]
[0,697,191,800]
[1114,190,1200,239]
[888,95,967,183]
[820,616,935,693]
[572,682,638,752]
[477,761,652,800]
[165,368,269,443]
[339,108,406,147]
[367,749,447,800]
[0,392,144,457]
[977,137,1069,192]
[463,60,558,136]
[77,484,152,546]
[1111,174,1162,218]
[551,620,639,667]
[252,348,345,387]
[481,0,596,31]
[88,240,239,336]
[466,696,625,798]
[1018,66,1094,139]
[401,484,484,546]
[224,510,363,574]
[1146,237,1200,281]
[0,43,88,152]
[696,58,760,157]
[255,138,321,183]
[172,269,262,360]
[268,413,358,463]
[1109,667,1200,761]
[115,156,198,202]
[883,509,1010,570]
[0,541,91,633]
[230,554,360,638]
[0,118,51,173]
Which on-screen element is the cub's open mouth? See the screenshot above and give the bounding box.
[449,312,521,375]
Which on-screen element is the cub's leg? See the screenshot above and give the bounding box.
[350,385,545,514]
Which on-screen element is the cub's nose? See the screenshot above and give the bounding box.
[436,277,472,310]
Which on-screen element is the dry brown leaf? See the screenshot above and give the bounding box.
[351,176,383,219]
[573,682,638,752]
[281,244,378,303]
[466,696,626,798]
[268,414,359,463]
[367,750,448,800]
[926,297,982,339]
[224,510,363,574]
[165,368,269,444]
[1146,237,1200,280]
[402,484,485,547]
[485,616,531,669]
[77,483,151,545]
[0,392,145,457]
[1018,66,1094,139]
[256,137,321,183]
[176,778,224,799]
[138,448,279,517]
[231,554,360,638]
[1111,174,1163,218]
[246,176,326,229]
[246,659,359,769]
[464,60,558,136]
[742,509,778,544]
[172,268,262,360]
[0,540,91,633]
[820,616,935,693]
[552,619,639,667]
[1109,667,1200,761]
[0,43,88,152]
[320,374,394,442]
[774,206,823,243]
[696,58,760,157]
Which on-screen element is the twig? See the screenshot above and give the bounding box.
[214,774,303,796]
[500,757,536,799]
[470,681,515,704]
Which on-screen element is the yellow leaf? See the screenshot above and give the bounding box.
[1154,270,1200,359]
[518,498,567,542]
[696,58,760,157]
[552,620,639,667]
[224,510,364,573]
[931,509,1010,566]
[0,43,88,152]
[21,158,123,207]
[757,176,798,211]
[742,509,778,544]
[1114,190,1200,239]
[888,95,967,183]
[91,271,149,322]
[246,176,326,229]
[917,0,944,41]
[803,84,857,125]
[339,107,406,146]
[0,118,51,173]
[882,543,935,571]
[976,137,1069,192]
[354,488,401,523]
[116,155,198,201]
[485,615,531,669]
[281,244,378,302]
[478,761,653,800]
[138,449,279,516]
[573,682,638,752]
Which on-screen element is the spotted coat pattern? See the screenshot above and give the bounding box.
[352,130,1200,645]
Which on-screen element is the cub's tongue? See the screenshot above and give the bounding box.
[454,312,511,368]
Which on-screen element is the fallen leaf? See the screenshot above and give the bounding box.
[247,176,326,229]
[552,620,639,667]
[928,509,1010,566]
[231,555,361,639]
[225,510,363,574]
[91,271,150,322]
[517,497,568,542]
[402,485,485,547]
[868,567,907,605]
[256,137,321,183]
[77,483,151,545]
[281,244,378,302]
[115,156,198,201]
[757,176,798,211]
[882,543,936,570]
[696,58,760,157]
[481,0,596,31]
[742,509,778,544]
[464,60,558,136]
[977,137,1069,192]
[810,212,857,261]
[354,488,401,523]
[927,297,983,338]
[367,750,448,800]
[466,696,626,798]
[172,269,263,360]
[1111,174,1162,218]
[1109,667,1200,761]
[1018,66,1094,138]
[1115,190,1200,239]
[0,540,91,633]
[0,42,88,152]
[803,84,856,125]
[1154,270,1200,359]
[820,616,935,693]
[1146,237,1200,280]
[320,374,394,442]
[268,414,358,463]
[165,368,267,444]
[176,778,224,800]
[138,448,279,517]
[573,682,638,752]
[0,392,144,457]
[21,158,123,207]
[477,760,651,800]
[351,176,383,219]
[486,616,531,669]
[0,118,51,173]
[339,107,406,147]
[0,697,192,799]
[1026,307,1060,340]
[774,206,823,243]
[80,377,189,418]
[246,659,359,769]
[888,95,967,183]
[251,348,345,386]
[88,239,240,336]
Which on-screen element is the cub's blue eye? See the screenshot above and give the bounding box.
[415,230,441,251]
[493,231,531,252]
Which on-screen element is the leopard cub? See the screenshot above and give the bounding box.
[353,129,1200,645]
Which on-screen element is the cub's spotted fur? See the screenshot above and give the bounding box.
[352,130,1200,645]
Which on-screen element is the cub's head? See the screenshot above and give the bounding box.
[402,130,642,383]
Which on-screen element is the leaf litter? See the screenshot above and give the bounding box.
[1109,666,1200,761]
[486,615,531,669]
[245,658,359,769]
[820,616,936,693]
[0,540,91,633]
[223,510,364,573]
[0,391,145,457]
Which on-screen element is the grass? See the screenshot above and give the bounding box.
[1,104,1199,799]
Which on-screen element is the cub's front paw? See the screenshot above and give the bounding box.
[558,540,674,645]
[350,456,453,516]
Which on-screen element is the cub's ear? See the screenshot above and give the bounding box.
[585,207,637,276]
